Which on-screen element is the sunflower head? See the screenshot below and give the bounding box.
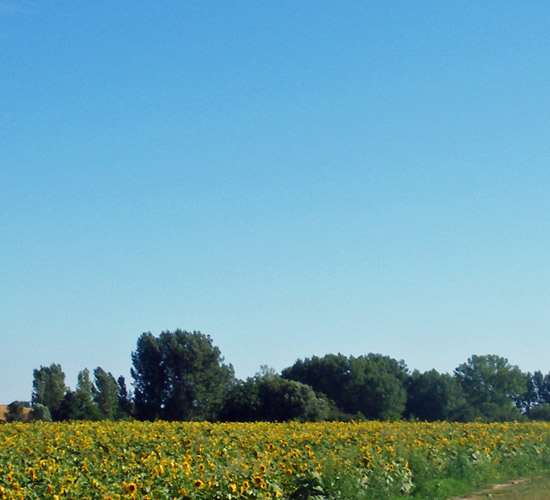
[123,482,138,494]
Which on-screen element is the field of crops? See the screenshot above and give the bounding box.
[1,420,550,500]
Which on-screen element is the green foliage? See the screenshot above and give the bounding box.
[345,354,408,420]
[131,330,235,421]
[6,401,26,423]
[521,371,550,417]
[77,368,99,419]
[222,372,330,422]
[28,332,550,423]
[58,369,99,421]
[288,471,328,500]
[131,332,165,420]
[406,369,468,421]
[219,377,261,421]
[32,363,67,421]
[529,404,550,421]
[257,374,330,422]
[282,354,351,409]
[282,353,409,420]
[93,367,120,420]
[30,403,52,422]
[410,477,471,499]
[454,355,527,422]
[57,391,77,420]
[117,375,133,418]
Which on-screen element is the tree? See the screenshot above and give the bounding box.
[6,401,26,423]
[32,363,66,421]
[58,369,98,420]
[282,354,351,411]
[406,370,467,421]
[131,330,235,421]
[220,377,261,422]
[282,353,409,420]
[117,376,133,418]
[519,371,550,416]
[57,391,78,421]
[30,403,52,422]
[75,368,98,419]
[131,332,166,420]
[93,367,120,420]
[221,371,329,422]
[530,404,550,421]
[454,355,527,421]
[344,354,408,420]
[256,374,329,422]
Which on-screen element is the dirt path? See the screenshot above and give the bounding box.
[449,478,531,499]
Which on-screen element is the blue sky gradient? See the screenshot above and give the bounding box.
[2,1,550,403]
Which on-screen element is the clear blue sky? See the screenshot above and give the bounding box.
[2,1,550,403]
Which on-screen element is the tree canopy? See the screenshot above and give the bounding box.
[24,330,550,424]
[32,363,66,421]
[282,353,408,420]
[221,369,329,422]
[454,354,526,421]
[405,369,467,421]
[131,330,235,421]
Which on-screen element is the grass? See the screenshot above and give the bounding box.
[457,473,550,500]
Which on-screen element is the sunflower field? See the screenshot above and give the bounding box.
[1,420,550,500]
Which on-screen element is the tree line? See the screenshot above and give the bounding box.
[8,329,550,424]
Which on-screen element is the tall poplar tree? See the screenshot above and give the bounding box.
[32,363,66,421]
[93,367,120,420]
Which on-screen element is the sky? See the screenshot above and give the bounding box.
[1,1,550,403]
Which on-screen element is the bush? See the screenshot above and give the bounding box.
[31,403,52,422]
[530,404,550,421]
[6,401,27,423]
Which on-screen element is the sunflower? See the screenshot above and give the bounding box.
[123,482,138,494]
[240,480,251,494]
[28,468,38,481]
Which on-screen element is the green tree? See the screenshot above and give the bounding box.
[30,403,52,422]
[530,404,550,421]
[6,401,26,422]
[540,373,550,404]
[454,355,527,421]
[519,371,550,415]
[117,376,133,418]
[131,332,166,420]
[282,353,409,420]
[58,369,98,420]
[406,370,468,421]
[220,378,261,422]
[345,354,408,420]
[93,367,120,420]
[282,354,351,411]
[57,391,78,421]
[76,368,97,418]
[256,373,329,422]
[221,371,329,422]
[131,330,235,421]
[32,363,66,421]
